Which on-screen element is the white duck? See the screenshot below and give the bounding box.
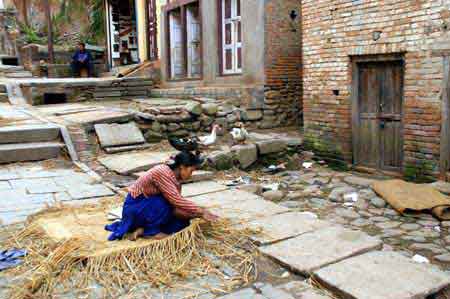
[230,122,249,144]
[198,124,221,147]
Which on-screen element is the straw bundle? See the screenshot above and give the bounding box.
[6,202,258,299]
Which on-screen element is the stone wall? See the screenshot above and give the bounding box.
[150,87,274,129]
[302,0,450,179]
[264,0,302,127]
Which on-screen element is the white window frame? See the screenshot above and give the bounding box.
[221,0,242,75]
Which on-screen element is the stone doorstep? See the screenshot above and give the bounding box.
[247,212,329,245]
[314,251,450,299]
[259,226,383,276]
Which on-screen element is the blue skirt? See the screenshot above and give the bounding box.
[105,193,189,241]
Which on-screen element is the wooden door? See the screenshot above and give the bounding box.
[147,0,158,61]
[169,10,184,79]
[354,60,404,171]
[186,4,201,78]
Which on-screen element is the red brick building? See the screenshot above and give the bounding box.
[302,0,450,181]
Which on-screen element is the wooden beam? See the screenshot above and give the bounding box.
[440,55,450,178]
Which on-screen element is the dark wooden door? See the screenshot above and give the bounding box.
[147,0,158,61]
[354,60,404,171]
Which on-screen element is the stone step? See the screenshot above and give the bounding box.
[4,71,33,78]
[0,124,60,144]
[0,142,64,164]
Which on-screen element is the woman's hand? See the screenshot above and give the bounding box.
[202,209,219,222]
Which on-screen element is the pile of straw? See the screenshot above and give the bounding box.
[5,199,258,298]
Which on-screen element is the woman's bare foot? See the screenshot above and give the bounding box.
[127,228,144,241]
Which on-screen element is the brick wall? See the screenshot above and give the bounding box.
[302,0,450,179]
[264,0,302,127]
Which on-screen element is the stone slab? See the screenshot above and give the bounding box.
[314,251,450,299]
[217,288,265,299]
[247,212,329,245]
[94,122,145,148]
[0,167,20,180]
[182,181,228,198]
[259,226,382,275]
[190,189,289,221]
[67,184,114,200]
[277,281,333,299]
[9,178,66,194]
[61,110,134,126]
[0,181,11,190]
[98,151,176,175]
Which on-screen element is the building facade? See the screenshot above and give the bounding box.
[158,0,302,127]
[302,0,450,180]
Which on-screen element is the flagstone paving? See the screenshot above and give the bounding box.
[0,161,115,225]
[182,181,229,198]
[246,212,329,245]
[259,226,382,275]
[314,251,450,299]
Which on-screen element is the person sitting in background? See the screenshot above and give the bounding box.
[71,42,93,77]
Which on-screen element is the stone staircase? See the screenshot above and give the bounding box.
[0,124,65,164]
[91,77,154,100]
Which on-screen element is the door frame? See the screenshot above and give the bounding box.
[351,53,405,171]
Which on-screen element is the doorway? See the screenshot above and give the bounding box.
[352,56,404,172]
[107,0,139,68]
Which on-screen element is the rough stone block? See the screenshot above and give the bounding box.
[314,251,450,299]
[256,139,288,155]
[231,144,257,169]
[259,226,382,275]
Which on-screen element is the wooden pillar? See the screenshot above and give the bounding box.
[440,55,450,179]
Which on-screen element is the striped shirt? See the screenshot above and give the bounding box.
[128,164,202,217]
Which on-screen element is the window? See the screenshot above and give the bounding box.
[220,0,242,74]
[166,1,202,80]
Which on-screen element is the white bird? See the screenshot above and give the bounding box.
[230,122,249,144]
[198,124,221,147]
